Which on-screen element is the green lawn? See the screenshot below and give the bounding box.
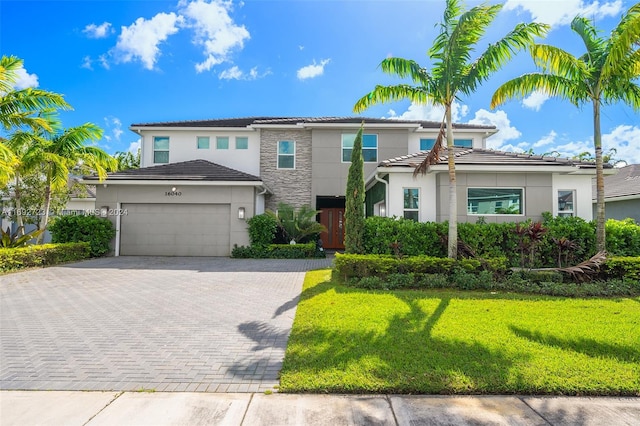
[280,270,640,395]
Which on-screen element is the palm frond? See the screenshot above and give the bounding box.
[414,120,446,177]
[571,16,607,56]
[353,84,431,113]
[603,3,640,79]
[380,58,432,86]
[491,73,586,108]
[530,44,589,80]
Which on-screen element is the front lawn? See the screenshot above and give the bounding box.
[280,270,640,395]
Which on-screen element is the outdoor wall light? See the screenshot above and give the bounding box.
[171,187,177,192]
[100,206,109,218]
[379,204,386,217]
[238,207,246,220]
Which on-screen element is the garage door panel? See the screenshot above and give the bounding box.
[120,203,230,256]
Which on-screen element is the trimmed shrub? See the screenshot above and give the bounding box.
[247,214,278,247]
[606,219,640,257]
[603,256,640,280]
[231,243,319,259]
[0,242,91,272]
[49,215,115,257]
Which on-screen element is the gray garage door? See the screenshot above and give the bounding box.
[120,203,230,256]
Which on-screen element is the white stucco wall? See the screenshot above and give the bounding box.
[552,173,594,220]
[138,129,260,175]
[386,171,437,221]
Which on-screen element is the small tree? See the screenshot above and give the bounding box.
[344,125,365,254]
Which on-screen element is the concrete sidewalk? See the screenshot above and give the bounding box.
[1,391,639,425]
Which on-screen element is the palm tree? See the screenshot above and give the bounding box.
[16,123,117,243]
[354,0,547,258]
[0,55,70,132]
[491,4,640,252]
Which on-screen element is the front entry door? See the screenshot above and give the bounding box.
[319,208,345,250]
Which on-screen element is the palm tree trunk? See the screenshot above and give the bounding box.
[14,173,25,235]
[446,104,457,259]
[593,99,606,252]
[37,168,52,244]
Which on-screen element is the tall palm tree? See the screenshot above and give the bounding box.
[354,0,547,258]
[17,123,117,243]
[491,3,640,252]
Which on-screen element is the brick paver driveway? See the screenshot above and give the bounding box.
[0,256,332,393]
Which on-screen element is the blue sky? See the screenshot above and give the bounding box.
[2,0,639,163]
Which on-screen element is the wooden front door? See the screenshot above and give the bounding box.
[319,208,345,250]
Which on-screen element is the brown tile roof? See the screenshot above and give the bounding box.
[84,160,262,182]
[131,116,495,130]
[593,164,640,200]
[380,147,612,169]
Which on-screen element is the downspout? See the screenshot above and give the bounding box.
[374,172,388,217]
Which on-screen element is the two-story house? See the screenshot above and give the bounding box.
[85,116,609,256]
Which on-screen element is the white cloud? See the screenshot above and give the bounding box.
[297,59,330,80]
[468,109,522,150]
[522,90,550,111]
[113,12,182,70]
[532,130,558,148]
[81,56,93,70]
[386,101,469,122]
[128,140,141,153]
[103,116,124,142]
[13,67,39,89]
[535,125,640,163]
[504,0,623,27]
[180,0,250,73]
[83,22,113,38]
[218,65,269,80]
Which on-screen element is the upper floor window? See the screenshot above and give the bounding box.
[558,190,575,217]
[197,136,210,149]
[342,133,378,162]
[153,136,169,163]
[216,136,229,149]
[236,136,248,150]
[403,188,419,221]
[467,188,523,215]
[278,140,295,169]
[419,138,473,150]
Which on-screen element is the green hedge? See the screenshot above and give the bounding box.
[49,215,115,257]
[603,256,640,280]
[0,242,91,272]
[333,253,501,281]
[231,243,321,259]
[363,216,640,267]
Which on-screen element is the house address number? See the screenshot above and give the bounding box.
[165,191,182,196]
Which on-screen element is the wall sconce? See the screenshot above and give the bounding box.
[379,204,386,217]
[171,187,177,192]
[238,207,246,220]
[100,206,109,218]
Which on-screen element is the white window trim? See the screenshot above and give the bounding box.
[153,136,169,164]
[277,140,296,169]
[557,189,576,217]
[341,133,378,163]
[403,187,420,220]
[466,187,525,216]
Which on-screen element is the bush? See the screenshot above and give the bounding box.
[49,215,115,257]
[247,214,277,247]
[231,243,320,259]
[603,256,640,280]
[0,242,91,272]
[606,219,640,256]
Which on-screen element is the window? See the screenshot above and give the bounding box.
[277,140,295,169]
[558,190,575,217]
[420,138,435,151]
[153,136,169,163]
[216,136,229,149]
[235,136,248,150]
[420,138,472,150]
[467,188,523,215]
[342,133,378,162]
[197,136,210,149]
[403,188,419,221]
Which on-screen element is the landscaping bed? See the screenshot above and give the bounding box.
[280,270,640,395]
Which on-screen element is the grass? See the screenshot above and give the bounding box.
[280,270,640,395]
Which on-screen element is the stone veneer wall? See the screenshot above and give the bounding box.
[260,129,313,211]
